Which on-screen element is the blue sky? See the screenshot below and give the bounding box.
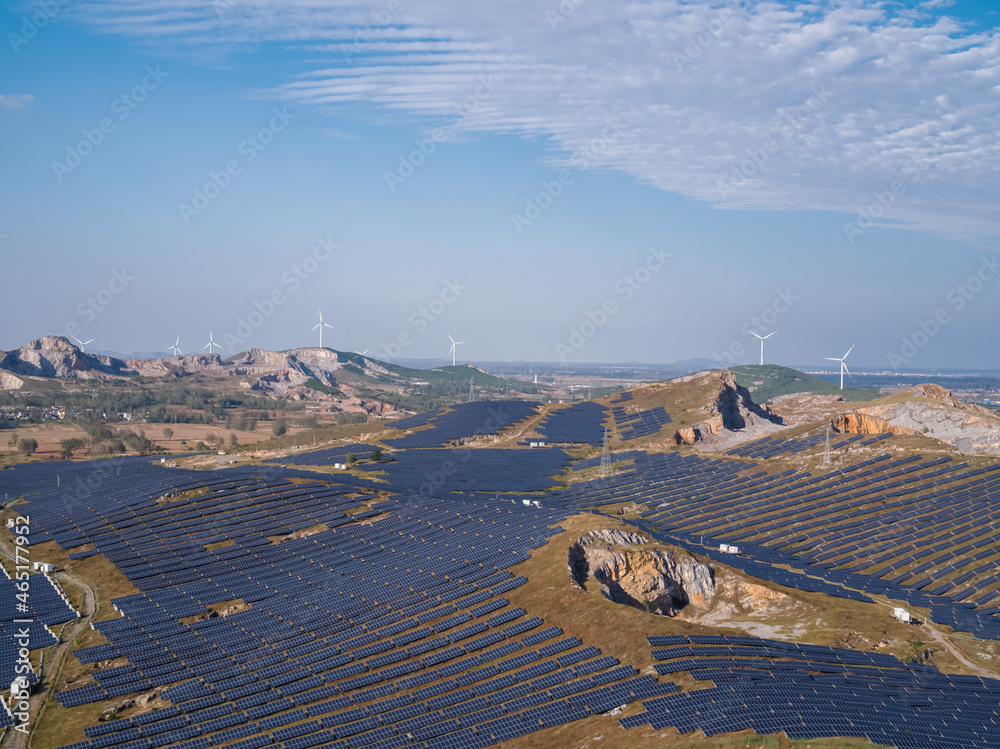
[2,0,999,370]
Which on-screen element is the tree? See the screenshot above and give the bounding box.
[346,452,357,465]
[370,449,383,463]
[59,438,86,459]
[229,433,239,447]
[17,438,38,456]
[272,420,287,437]
[163,427,174,440]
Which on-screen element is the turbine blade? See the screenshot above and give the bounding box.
[843,344,855,359]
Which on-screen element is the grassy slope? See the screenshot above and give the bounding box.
[730,364,880,403]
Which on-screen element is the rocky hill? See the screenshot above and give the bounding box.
[671,370,784,446]
[846,384,1000,456]
[0,336,134,380]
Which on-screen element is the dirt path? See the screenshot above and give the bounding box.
[921,623,1000,680]
[0,537,97,749]
[15,571,97,749]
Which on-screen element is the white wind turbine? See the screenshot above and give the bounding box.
[750,330,776,366]
[447,334,466,366]
[311,307,335,349]
[823,344,855,390]
[167,335,183,356]
[202,329,222,355]
[353,349,370,356]
[72,336,94,352]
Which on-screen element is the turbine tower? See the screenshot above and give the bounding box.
[168,335,183,356]
[202,329,222,355]
[311,307,335,349]
[72,336,95,352]
[823,344,855,390]
[750,330,776,366]
[447,334,466,366]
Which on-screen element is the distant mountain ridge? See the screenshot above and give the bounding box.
[0,336,537,399]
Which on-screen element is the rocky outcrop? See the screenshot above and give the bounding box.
[675,370,783,445]
[0,371,24,390]
[831,412,902,436]
[855,388,1000,455]
[0,336,133,379]
[712,370,783,430]
[569,529,715,616]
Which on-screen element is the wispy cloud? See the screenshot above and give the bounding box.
[71,1,1000,240]
[0,94,33,109]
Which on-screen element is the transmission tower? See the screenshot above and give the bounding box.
[600,429,611,477]
[468,375,476,403]
[822,423,832,468]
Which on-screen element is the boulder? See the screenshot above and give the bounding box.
[831,412,899,435]
[568,529,714,616]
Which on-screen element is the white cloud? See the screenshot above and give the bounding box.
[0,94,33,109]
[72,0,1000,240]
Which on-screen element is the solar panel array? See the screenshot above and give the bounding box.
[383,402,541,449]
[531,402,608,446]
[611,406,672,441]
[7,392,1000,747]
[265,445,384,467]
[625,635,1000,748]
[558,448,1000,639]
[727,432,891,458]
[355,449,572,497]
[1,456,663,749]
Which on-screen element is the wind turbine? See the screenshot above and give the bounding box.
[311,307,335,349]
[72,336,94,352]
[353,349,370,356]
[823,344,855,390]
[167,335,183,356]
[202,329,222,355]
[447,334,466,367]
[750,330,776,366]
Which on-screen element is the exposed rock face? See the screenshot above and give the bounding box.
[568,529,715,616]
[675,370,783,445]
[0,371,24,390]
[0,336,132,379]
[712,370,783,429]
[831,412,902,436]
[851,385,1000,456]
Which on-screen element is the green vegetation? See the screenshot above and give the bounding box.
[731,364,880,403]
